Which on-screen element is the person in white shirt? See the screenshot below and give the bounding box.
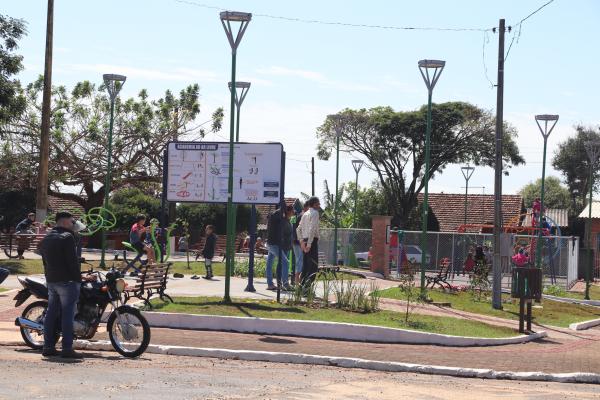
[297,196,321,286]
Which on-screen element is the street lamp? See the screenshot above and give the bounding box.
[221,10,251,302]
[331,116,343,266]
[534,114,559,270]
[417,59,445,296]
[351,159,364,227]
[99,73,126,268]
[228,81,256,293]
[461,165,475,225]
[584,140,600,300]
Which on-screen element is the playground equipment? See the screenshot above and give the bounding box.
[457,210,562,284]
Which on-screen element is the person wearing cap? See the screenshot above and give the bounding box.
[15,212,38,259]
[39,211,84,359]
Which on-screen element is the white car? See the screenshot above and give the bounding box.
[355,245,431,264]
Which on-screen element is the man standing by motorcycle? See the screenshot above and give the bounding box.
[39,212,83,359]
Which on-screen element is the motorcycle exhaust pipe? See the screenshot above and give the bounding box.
[15,317,43,331]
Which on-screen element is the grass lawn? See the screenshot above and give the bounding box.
[0,259,357,281]
[0,288,7,293]
[547,285,600,301]
[377,287,600,328]
[149,296,518,338]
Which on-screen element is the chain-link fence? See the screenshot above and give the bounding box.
[320,228,580,290]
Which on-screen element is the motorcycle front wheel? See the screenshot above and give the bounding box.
[107,306,150,358]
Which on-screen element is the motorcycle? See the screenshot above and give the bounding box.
[13,264,151,358]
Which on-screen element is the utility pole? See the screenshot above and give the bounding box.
[311,156,315,196]
[35,0,54,223]
[492,19,505,310]
[169,107,179,223]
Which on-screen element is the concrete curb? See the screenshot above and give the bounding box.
[544,294,600,308]
[73,340,600,384]
[142,312,546,347]
[569,318,600,331]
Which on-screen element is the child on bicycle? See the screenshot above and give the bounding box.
[202,225,216,280]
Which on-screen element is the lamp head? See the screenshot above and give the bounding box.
[352,159,364,173]
[461,165,475,180]
[535,114,559,122]
[220,11,252,22]
[228,81,251,89]
[103,74,126,101]
[418,59,446,69]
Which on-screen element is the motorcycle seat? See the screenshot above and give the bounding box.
[24,277,47,288]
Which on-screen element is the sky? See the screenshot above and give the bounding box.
[5,0,600,205]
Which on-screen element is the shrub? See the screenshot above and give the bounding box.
[233,258,266,278]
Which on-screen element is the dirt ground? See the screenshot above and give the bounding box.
[0,346,598,400]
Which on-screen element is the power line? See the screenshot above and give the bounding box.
[173,0,492,32]
[505,0,556,61]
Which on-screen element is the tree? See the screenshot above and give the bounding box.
[109,187,161,230]
[314,180,388,229]
[177,203,251,239]
[1,77,223,211]
[317,103,524,227]
[518,176,571,211]
[0,14,27,126]
[552,125,600,214]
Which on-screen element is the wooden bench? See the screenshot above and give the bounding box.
[123,263,173,308]
[317,251,340,277]
[425,257,453,290]
[0,233,45,258]
[190,235,228,262]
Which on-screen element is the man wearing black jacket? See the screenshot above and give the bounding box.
[40,212,83,358]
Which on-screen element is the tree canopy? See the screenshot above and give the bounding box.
[0,76,223,211]
[518,176,571,211]
[0,14,26,125]
[552,125,600,214]
[316,102,524,226]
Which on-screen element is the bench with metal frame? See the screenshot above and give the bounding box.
[425,257,453,290]
[123,262,173,308]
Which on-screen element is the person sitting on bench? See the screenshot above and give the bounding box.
[130,214,155,265]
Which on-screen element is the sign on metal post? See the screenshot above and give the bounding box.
[166,141,284,205]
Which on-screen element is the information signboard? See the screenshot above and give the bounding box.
[166,141,284,204]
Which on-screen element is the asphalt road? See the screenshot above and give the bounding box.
[0,346,598,400]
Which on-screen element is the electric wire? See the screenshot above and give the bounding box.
[173,0,492,32]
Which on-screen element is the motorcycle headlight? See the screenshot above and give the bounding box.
[115,278,127,293]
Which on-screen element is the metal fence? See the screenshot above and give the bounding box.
[320,228,580,290]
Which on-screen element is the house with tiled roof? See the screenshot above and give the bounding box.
[417,193,524,232]
[255,197,302,230]
[48,195,85,219]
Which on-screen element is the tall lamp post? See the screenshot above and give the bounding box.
[351,160,364,227]
[584,140,600,300]
[534,114,559,270]
[461,165,475,225]
[220,11,251,302]
[99,73,126,268]
[228,81,256,292]
[332,117,342,265]
[417,59,445,296]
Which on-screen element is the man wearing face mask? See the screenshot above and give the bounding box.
[39,212,84,359]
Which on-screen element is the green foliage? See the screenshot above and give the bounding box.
[469,260,491,302]
[316,180,388,229]
[397,266,421,323]
[233,258,266,278]
[316,103,524,227]
[2,77,223,211]
[0,187,35,231]
[543,284,567,297]
[0,14,27,126]
[518,176,571,211]
[108,187,161,230]
[177,203,251,235]
[552,125,600,215]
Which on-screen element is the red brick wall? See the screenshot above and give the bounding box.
[371,216,391,278]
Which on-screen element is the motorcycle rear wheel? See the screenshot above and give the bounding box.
[107,306,150,358]
[20,301,58,349]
